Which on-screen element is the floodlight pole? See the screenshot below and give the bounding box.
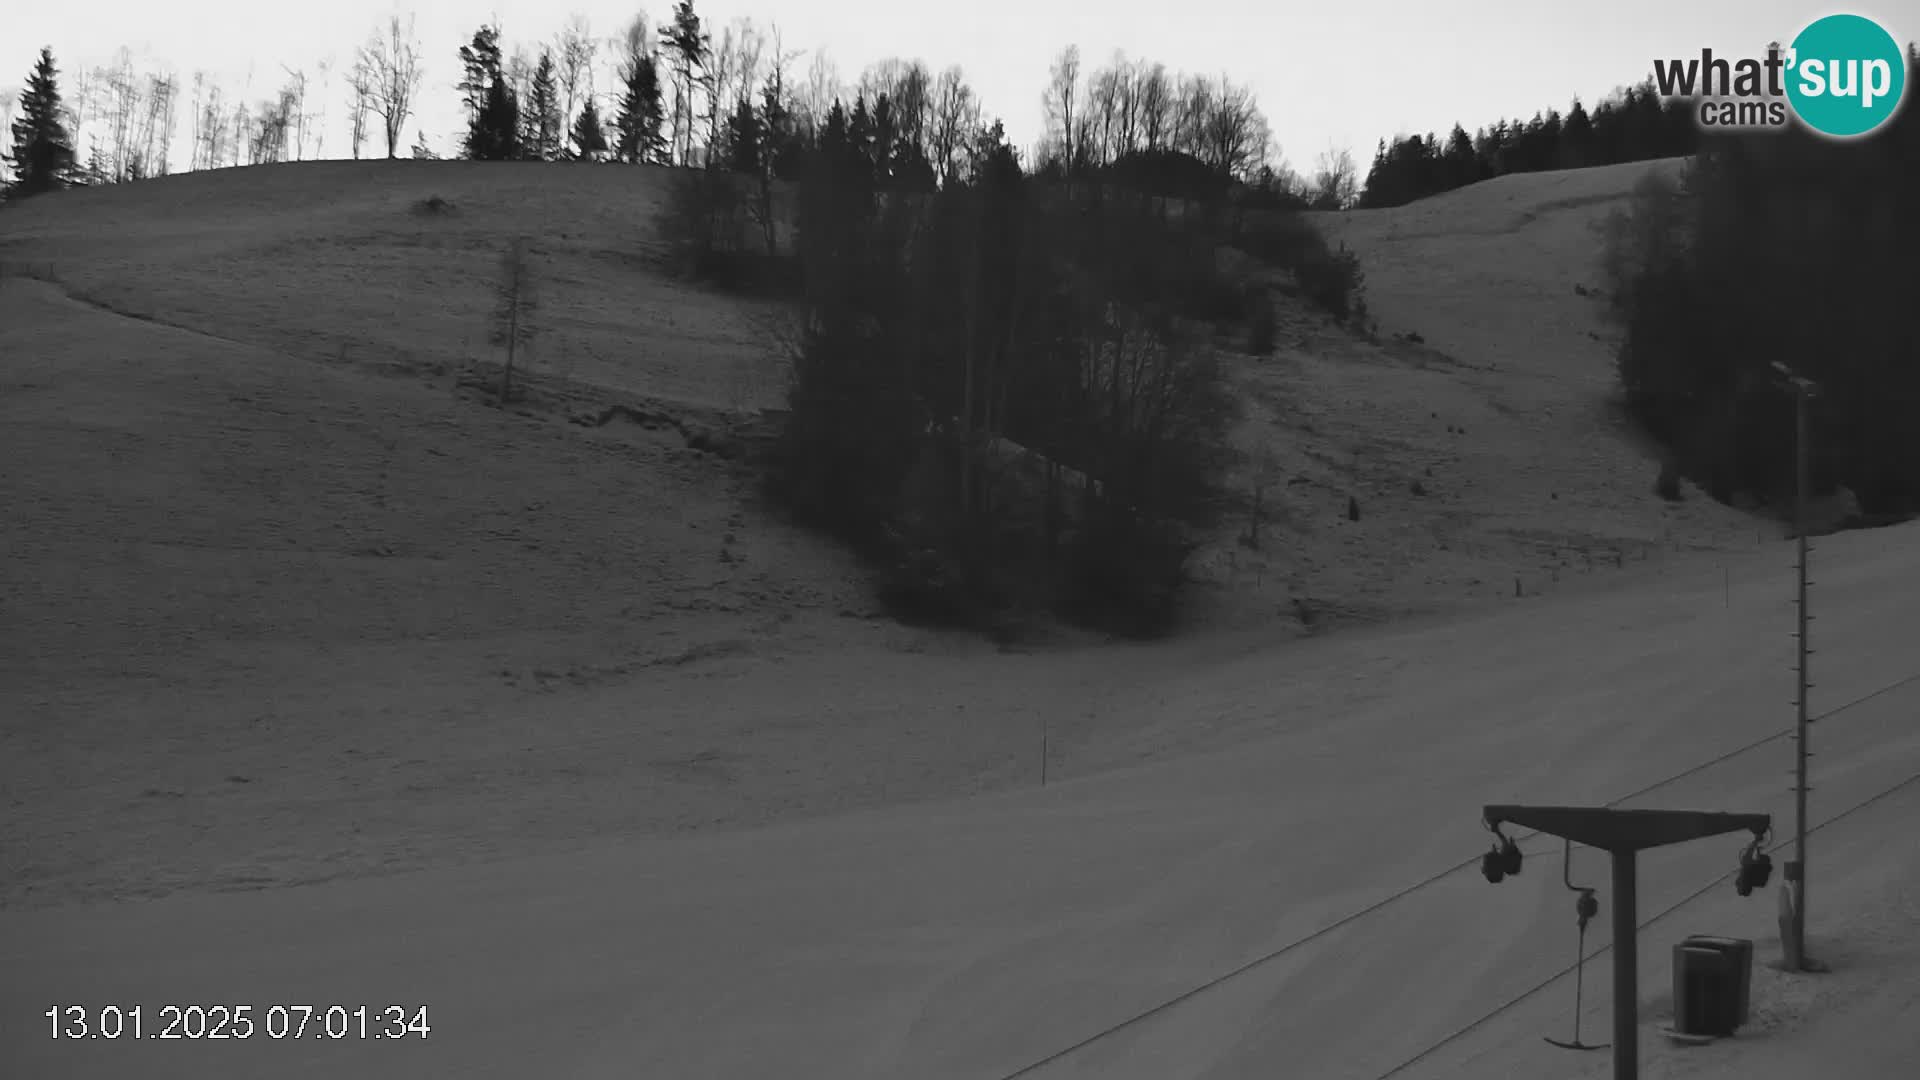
[1772,361,1816,971]
[1792,376,1809,970]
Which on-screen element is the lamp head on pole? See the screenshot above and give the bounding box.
[1769,361,1819,397]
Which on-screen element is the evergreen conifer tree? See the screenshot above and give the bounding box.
[613,52,665,163]
[571,98,608,161]
[530,51,562,160]
[4,47,78,200]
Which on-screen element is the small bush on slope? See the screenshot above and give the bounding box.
[1234,210,1368,324]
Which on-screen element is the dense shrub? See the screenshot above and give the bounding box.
[1296,243,1366,324]
[1235,211,1368,324]
[1235,210,1325,266]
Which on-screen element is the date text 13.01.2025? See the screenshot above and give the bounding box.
[45,1004,431,1040]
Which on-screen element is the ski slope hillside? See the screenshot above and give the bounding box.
[3,516,1913,1079]
[1317,157,1690,385]
[3,156,1781,919]
[0,156,1757,649]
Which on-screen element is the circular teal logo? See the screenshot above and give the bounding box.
[1785,14,1908,137]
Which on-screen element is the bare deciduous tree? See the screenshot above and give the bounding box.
[597,18,635,116]
[230,96,249,168]
[127,68,155,177]
[557,13,596,140]
[703,21,735,157]
[310,56,334,159]
[1114,56,1144,157]
[860,57,931,161]
[347,56,373,160]
[761,23,800,103]
[929,65,979,182]
[246,90,294,165]
[748,27,801,252]
[94,49,142,181]
[798,50,841,138]
[704,17,763,159]
[1138,62,1170,152]
[188,71,206,168]
[62,64,95,169]
[1087,55,1124,168]
[734,21,765,114]
[0,89,15,185]
[1042,45,1081,173]
[507,45,536,151]
[279,66,308,160]
[1201,76,1269,180]
[358,13,423,159]
[729,19,767,114]
[191,74,232,171]
[145,71,177,176]
[1311,145,1359,210]
[1171,72,1210,159]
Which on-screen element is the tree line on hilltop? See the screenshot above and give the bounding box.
[1358,81,1698,208]
[0,1,1730,212]
[2,3,1315,205]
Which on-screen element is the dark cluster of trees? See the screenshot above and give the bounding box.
[651,37,1368,631]
[456,4,795,167]
[443,0,1296,210]
[453,3,820,168]
[769,122,1254,634]
[1030,46,1276,186]
[1358,79,1698,208]
[458,22,606,161]
[1603,44,1920,521]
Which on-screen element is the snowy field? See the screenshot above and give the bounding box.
[5,519,1914,1079]
[2,159,1914,1078]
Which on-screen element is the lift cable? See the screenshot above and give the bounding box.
[990,672,1920,1080]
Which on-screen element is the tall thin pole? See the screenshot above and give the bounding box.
[1791,383,1810,970]
[1771,361,1816,972]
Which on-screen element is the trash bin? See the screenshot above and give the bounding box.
[1672,935,1754,1036]
[1683,935,1753,1027]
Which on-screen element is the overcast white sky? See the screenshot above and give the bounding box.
[3,0,1904,173]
